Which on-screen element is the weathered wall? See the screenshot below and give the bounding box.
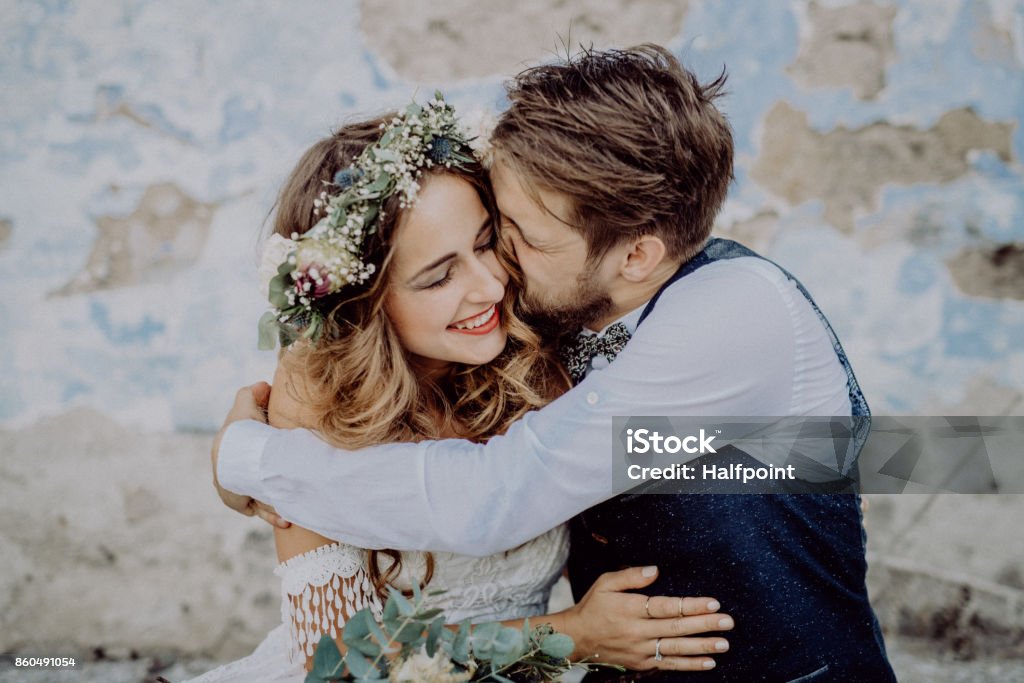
[1,0,1022,678]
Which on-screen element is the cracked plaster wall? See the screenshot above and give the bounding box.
[1,0,1022,666]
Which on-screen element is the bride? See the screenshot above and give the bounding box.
[193,98,728,681]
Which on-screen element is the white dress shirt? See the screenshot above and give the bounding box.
[218,256,852,555]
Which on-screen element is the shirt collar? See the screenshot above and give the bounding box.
[580,301,647,337]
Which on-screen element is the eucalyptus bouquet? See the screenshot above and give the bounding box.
[306,583,619,682]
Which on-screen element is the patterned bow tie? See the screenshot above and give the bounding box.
[560,322,632,385]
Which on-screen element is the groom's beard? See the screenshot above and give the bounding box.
[518,271,613,338]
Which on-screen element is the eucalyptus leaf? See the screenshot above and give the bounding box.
[437,625,455,647]
[364,172,392,194]
[349,639,382,659]
[451,620,471,665]
[268,273,289,309]
[386,587,414,616]
[413,608,444,620]
[382,594,399,624]
[366,616,395,656]
[540,632,575,659]
[488,628,526,669]
[373,149,400,163]
[302,315,322,341]
[425,616,444,657]
[307,635,344,682]
[342,611,382,658]
[392,623,424,644]
[468,621,501,660]
[496,627,524,653]
[258,312,280,351]
[472,621,501,641]
[342,610,370,643]
[342,649,375,679]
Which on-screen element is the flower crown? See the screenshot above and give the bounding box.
[258,93,496,350]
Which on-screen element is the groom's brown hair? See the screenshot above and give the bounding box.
[493,44,733,262]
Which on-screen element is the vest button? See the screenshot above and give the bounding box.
[586,391,598,405]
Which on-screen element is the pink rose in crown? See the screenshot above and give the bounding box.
[292,264,335,298]
[292,238,355,299]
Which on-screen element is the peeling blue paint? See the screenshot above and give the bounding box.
[220,95,263,143]
[89,301,165,346]
[941,297,1003,358]
[898,255,939,295]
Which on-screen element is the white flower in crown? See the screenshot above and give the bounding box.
[458,108,498,168]
[258,233,296,298]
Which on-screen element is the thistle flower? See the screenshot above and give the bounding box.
[333,167,362,189]
[428,136,452,164]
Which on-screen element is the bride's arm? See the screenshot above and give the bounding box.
[267,355,331,562]
[267,357,378,671]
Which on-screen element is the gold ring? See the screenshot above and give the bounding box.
[644,596,652,618]
[678,597,684,617]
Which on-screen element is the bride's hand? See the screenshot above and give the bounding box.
[563,566,732,672]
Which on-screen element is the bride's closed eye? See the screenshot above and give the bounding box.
[427,270,454,289]
[425,229,497,289]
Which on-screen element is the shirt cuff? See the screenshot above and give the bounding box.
[216,419,275,500]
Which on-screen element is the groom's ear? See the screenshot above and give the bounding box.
[619,235,668,283]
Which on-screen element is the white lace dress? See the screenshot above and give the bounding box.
[183,525,568,682]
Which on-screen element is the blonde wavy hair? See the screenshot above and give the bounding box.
[269,115,570,596]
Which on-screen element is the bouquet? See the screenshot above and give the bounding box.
[306,583,619,682]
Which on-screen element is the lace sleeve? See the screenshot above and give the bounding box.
[274,543,383,662]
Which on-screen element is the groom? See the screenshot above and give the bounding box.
[214,45,895,681]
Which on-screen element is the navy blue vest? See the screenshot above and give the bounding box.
[569,239,894,682]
